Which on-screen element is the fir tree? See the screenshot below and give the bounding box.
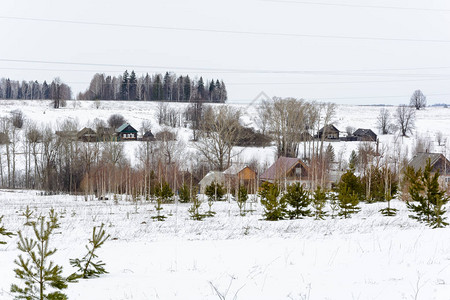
[183,75,191,101]
[197,77,205,100]
[259,182,286,221]
[68,224,110,280]
[337,184,360,219]
[152,74,163,100]
[152,182,173,221]
[128,70,137,100]
[349,150,358,171]
[405,159,449,228]
[120,70,129,100]
[178,183,191,203]
[237,185,248,216]
[188,188,206,221]
[0,215,14,245]
[312,186,328,220]
[11,215,68,300]
[282,183,311,219]
[204,182,225,217]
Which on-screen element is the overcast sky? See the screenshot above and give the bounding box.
[2,0,450,104]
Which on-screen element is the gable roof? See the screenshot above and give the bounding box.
[223,164,253,176]
[116,123,137,133]
[199,171,225,186]
[77,127,96,136]
[318,124,339,134]
[353,128,377,139]
[260,157,308,181]
[408,152,447,172]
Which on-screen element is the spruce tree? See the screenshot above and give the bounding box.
[11,215,68,300]
[188,188,206,221]
[312,186,328,220]
[152,182,173,221]
[120,70,129,100]
[68,224,110,280]
[337,184,360,219]
[0,215,14,245]
[21,205,35,226]
[282,183,311,219]
[128,70,137,100]
[259,182,286,221]
[237,185,248,216]
[178,183,191,203]
[406,160,449,228]
[204,182,225,217]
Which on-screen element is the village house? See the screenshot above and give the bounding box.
[142,130,156,141]
[223,164,257,193]
[353,128,377,142]
[116,123,138,141]
[318,125,340,140]
[77,127,97,142]
[260,156,310,188]
[407,152,450,185]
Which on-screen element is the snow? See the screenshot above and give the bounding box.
[1,101,450,299]
[1,189,450,299]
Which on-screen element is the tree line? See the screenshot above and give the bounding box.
[77,70,228,102]
[0,77,72,101]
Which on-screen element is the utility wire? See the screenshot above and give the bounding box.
[2,58,450,77]
[260,0,450,12]
[1,15,450,43]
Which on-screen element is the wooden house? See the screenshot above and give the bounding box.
[353,128,377,142]
[223,164,257,193]
[55,130,77,141]
[116,123,137,141]
[142,130,156,141]
[407,152,450,184]
[77,127,97,142]
[318,125,340,140]
[260,156,310,187]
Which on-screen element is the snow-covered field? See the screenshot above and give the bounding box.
[1,100,450,299]
[1,190,450,299]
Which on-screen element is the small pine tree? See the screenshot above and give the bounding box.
[204,182,225,217]
[337,185,360,219]
[329,193,340,219]
[21,205,34,226]
[237,185,248,216]
[312,186,328,220]
[11,215,68,300]
[178,183,191,203]
[152,182,173,221]
[259,182,286,221]
[0,215,14,245]
[188,189,206,221]
[282,183,311,219]
[68,224,110,280]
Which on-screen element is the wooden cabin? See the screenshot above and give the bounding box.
[116,123,138,141]
[353,128,377,142]
[318,125,340,140]
[260,156,310,187]
[223,164,257,193]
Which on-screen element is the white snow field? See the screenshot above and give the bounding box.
[0,100,450,299]
[0,190,450,299]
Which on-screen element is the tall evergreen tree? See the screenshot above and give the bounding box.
[128,70,137,100]
[259,182,286,221]
[183,75,191,101]
[197,77,205,100]
[120,70,129,100]
[152,74,163,100]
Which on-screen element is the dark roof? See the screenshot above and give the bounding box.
[407,152,450,173]
[116,123,137,133]
[77,127,96,136]
[260,157,308,181]
[353,128,377,140]
[318,124,340,134]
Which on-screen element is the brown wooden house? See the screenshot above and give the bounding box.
[353,128,377,142]
[77,127,97,142]
[407,152,450,184]
[223,164,257,193]
[260,156,310,187]
[318,125,340,140]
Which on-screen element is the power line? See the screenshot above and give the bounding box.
[261,0,450,12]
[1,15,450,43]
[2,58,450,77]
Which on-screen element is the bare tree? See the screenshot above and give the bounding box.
[410,90,426,110]
[395,105,415,137]
[195,105,241,171]
[10,110,24,129]
[376,108,392,135]
[107,114,126,129]
[436,131,445,146]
